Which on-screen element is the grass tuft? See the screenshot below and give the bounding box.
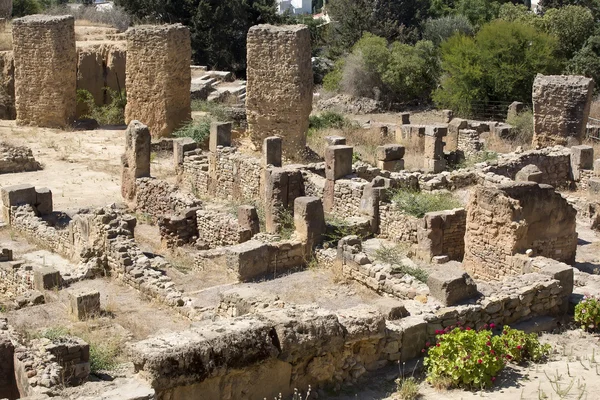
[391,190,461,218]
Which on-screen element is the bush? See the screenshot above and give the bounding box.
[567,35,600,93]
[506,110,534,144]
[309,111,351,132]
[89,340,121,372]
[190,100,231,121]
[77,88,127,126]
[575,295,600,331]
[455,0,500,28]
[500,326,552,363]
[174,117,211,144]
[391,190,461,218]
[13,0,43,17]
[422,15,474,46]
[542,5,595,59]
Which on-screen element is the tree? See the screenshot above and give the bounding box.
[541,5,595,59]
[433,20,562,116]
[566,35,600,92]
[455,0,501,28]
[539,0,600,19]
[12,0,42,17]
[422,15,474,46]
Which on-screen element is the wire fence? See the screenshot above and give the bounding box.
[467,101,532,121]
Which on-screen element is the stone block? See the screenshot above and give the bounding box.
[121,120,151,201]
[515,164,543,183]
[33,267,60,291]
[571,145,594,170]
[425,125,448,138]
[376,144,405,161]
[594,159,600,176]
[173,137,196,167]
[400,113,410,125]
[427,270,478,306]
[448,118,468,133]
[209,122,232,152]
[372,297,408,320]
[398,316,427,362]
[589,178,600,194]
[0,248,12,262]
[540,262,574,299]
[226,240,270,281]
[324,135,346,146]
[424,158,446,173]
[263,136,282,167]
[441,109,453,123]
[1,184,36,208]
[325,145,353,180]
[508,101,524,119]
[69,290,101,320]
[238,205,260,236]
[293,197,325,251]
[432,255,449,264]
[376,159,404,171]
[35,187,52,216]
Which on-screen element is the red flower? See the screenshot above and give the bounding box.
[517,345,522,350]
[506,355,512,360]
[435,330,441,334]
[436,343,440,347]
[490,323,496,329]
[483,324,489,329]
[466,327,472,331]
[503,330,508,335]
[486,341,491,346]
[490,350,495,355]
[421,349,425,353]
[426,342,430,347]
[491,377,496,382]
[477,359,482,364]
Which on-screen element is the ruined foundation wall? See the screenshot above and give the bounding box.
[246,25,312,155]
[0,142,41,174]
[134,178,201,223]
[12,15,76,128]
[196,209,251,248]
[125,24,191,137]
[378,204,419,243]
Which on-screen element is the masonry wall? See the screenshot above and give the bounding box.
[196,209,251,248]
[0,51,14,119]
[12,15,76,128]
[135,178,201,223]
[0,142,41,174]
[417,208,466,261]
[246,24,312,155]
[378,204,419,243]
[125,24,191,137]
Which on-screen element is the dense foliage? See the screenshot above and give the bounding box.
[575,295,600,331]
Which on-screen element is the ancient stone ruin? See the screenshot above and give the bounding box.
[125,24,191,138]
[246,24,313,156]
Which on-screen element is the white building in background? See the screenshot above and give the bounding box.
[277,0,312,14]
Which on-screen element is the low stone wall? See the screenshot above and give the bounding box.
[196,209,251,248]
[378,204,419,243]
[0,142,42,174]
[331,179,366,218]
[416,208,466,261]
[157,208,199,249]
[135,178,201,223]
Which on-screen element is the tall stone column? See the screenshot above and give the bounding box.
[121,121,151,201]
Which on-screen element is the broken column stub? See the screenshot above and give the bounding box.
[293,196,325,253]
[427,270,478,306]
[125,24,192,137]
[325,145,353,180]
[264,167,289,234]
[246,24,313,155]
[571,145,594,180]
[209,122,232,152]
[424,125,447,173]
[263,136,282,167]
[12,15,76,128]
[173,137,197,168]
[532,74,594,147]
[238,205,260,236]
[121,120,151,201]
[69,290,101,320]
[376,144,405,171]
[515,164,543,183]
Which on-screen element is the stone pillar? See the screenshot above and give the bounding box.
[571,145,594,181]
[12,15,76,128]
[323,145,353,213]
[69,290,101,320]
[457,129,482,157]
[121,121,151,201]
[173,137,196,169]
[238,205,260,236]
[263,136,282,167]
[376,144,405,171]
[246,24,312,156]
[125,24,191,138]
[294,197,325,253]
[400,113,410,125]
[507,101,524,121]
[423,126,447,173]
[264,168,289,234]
[595,159,600,176]
[532,74,594,147]
[209,122,232,152]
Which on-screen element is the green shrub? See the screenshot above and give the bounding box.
[452,150,498,170]
[575,295,600,331]
[396,376,420,400]
[89,341,120,373]
[173,117,211,144]
[506,110,533,144]
[391,190,461,218]
[500,326,551,363]
[190,100,231,121]
[323,216,367,247]
[13,0,43,17]
[309,111,350,131]
[322,58,345,92]
[422,15,474,46]
[391,263,429,283]
[425,326,506,389]
[77,88,127,126]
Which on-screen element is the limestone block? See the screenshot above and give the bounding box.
[400,113,410,125]
[376,144,405,161]
[376,159,404,171]
[209,122,232,152]
[515,164,543,183]
[293,197,325,251]
[173,137,196,167]
[540,262,573,299]
[507,101,524,120]
[324,136,346,146]
[424,158,446,173]
[226,240,270,281]
[264,167,289,234]
[425,125,448,138]
[589,178,600,194]
[398,316,427,362]
[372,297,408,320]
[121,120,151,201]
[571,145,594,170]
[246,24,312,155]
[33,267,60,291]
[263,136,282,167]
[325,145,353,180]
[0,248,12,261]
[69,290,101,320]
[427,270,478,306]
[238,205,260,236]
[35,187,52,216]
[594,159,600,176]
[13,15,76,128]
[125,24,191,138]
[448,118,468,133]
[424,135,444,161]
[1,184,36,208]
[532,74,594,147]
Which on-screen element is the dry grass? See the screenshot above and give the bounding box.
[590,98,600,119]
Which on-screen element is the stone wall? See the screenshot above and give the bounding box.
[196,209,252,248]
[134,178,201,223]
[0,51,14,119]
[463,182,577,280]
[378,204,419,243]
[416,208,466,261]
[246,25,312,155]
[125,24,191,138]
[532,74,594,147]
[77,42,126,111]
[0,142,41,174]
[12,15,76,128]
[457,129,482,156]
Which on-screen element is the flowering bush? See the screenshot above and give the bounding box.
[575,295,600,331]
[500,326,551,363]
[424,326,505,389]
[424,324,551,389]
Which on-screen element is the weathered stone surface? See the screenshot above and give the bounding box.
[532,74,594,147]
[594,159,600,176]
[173,137,196,168]
[397,316,427,362]
[209,122,232,152]
[33,267,60,291]
[427,270,478,306]
[325,145,353,180]
[69,290,101,320]
[125,24,191,137]
[589,177,600,194]
[121,121,151,201]
[226,240,271,281]
[376,144,405,161]
[507,101,524,120]
[376,159,404,172]
[571,145,594,181]
[293,197,325,252]
[237,205,260,236]
[35,187,52,216]
[263,136,282,167]
[1,184,36,208]
[13,15,76,128]
[246,25,312,156]
[515,164,543,183]
[324,135,346,146]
